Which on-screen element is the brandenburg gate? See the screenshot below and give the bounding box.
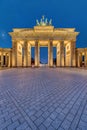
[0,16,87,68]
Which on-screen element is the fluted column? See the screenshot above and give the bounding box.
[1,51,3,67]
[17,43,22,67]
[60,41,64,66]
[24,41,28,67]
[64,45,67,66]
[77,52,80,67]
[38,44,40,66]
[8,51,12,67]
[70,41,76,67]
[12,40,17,67]
[27,43,31,67]
[5,53,8,67]
[48,40,53,67]
[78,53,82,67]
[35,41,39,67]
[85,51,87,67]
[56,43,59,66]
[12,40,23,67]
[56,41,64,67]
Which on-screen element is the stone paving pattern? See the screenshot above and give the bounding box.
[0,68,87,130]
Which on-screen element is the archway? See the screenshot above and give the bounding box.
[39,47,48,67]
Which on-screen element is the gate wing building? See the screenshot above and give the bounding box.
[0,16,87,67]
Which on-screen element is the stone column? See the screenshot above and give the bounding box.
[78,53,82,67]
[5,53,8,67]
[64,45,67,67]
[57,41,64,67]
[56,43,59,66]
[24,41,28,67]
[1,51,3,67]
[48,40,53,67]
[60,41,64,66]
[70,41,76,67]
[17,43,23,67]
[38,44,40,66]
[28,43,31,67]
[35,41,39,67]
[8,52,11,67]
[12,40,23,67]
[12,40,17,67]
[77,52,80,67]
[85,50,87,67]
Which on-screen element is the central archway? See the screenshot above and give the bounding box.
[39,47,48,67]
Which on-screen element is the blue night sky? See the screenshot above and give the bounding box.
[0,0,87,62]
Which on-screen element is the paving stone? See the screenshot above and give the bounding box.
[0,118,4,125]
[57,112,65,121]
[42,111,50,119]
[12,114,21,122]
[5,112,15,121]
[66,113,74,122]
[27,109,36,116]
[34,116,44,126]
[47,125,55,130]
[52,118,61,129]
[0,112,9,120]
[25,126,32,130]
[76,128,82,130]
[30,115,37,121]
[50,111,58,120]
[16,121,28,130]
[62,107,69,114]
[7,120,20,130]
[61,119,71,130]
[41,106,48,112]
[55,107,62,113]
[81,114,87,123]
[70,93,87,130]
[48,106,54,113]
[0,68,87,130]
[43,117,53,128]
[79,120,87,128]
[18,116,25,124]
[35,110,43,118]
[39,124,46,130]
[0,119,12,129]
[58,127,65,130]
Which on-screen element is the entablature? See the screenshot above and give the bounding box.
[10,33,78,41]
[9,30,79,41]
[76,48,87,54]
[0,48,12,52]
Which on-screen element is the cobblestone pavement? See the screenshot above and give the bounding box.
[0,68,87,130]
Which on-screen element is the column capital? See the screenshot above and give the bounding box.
[35,40,39,45]
[49,39,53,41]
[58,41,64,46]
[1,50,3,54]
[12,39,19,43]
[71,40,76,43]
[59,40,64,42]
[23,40,28,44]
[26,40,29,42]
[23,40,28,48]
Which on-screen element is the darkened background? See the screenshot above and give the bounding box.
[0,0,87,63]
